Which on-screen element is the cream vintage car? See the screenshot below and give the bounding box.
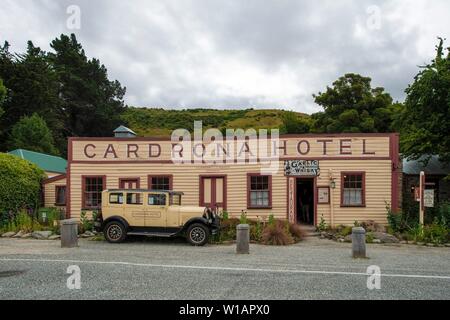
[95,189,220,246]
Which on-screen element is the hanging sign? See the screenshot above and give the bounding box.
[285,160,320,176]
[424,189,434,208]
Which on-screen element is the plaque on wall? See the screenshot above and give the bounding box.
[285,160,320,177]
[317,187,330,204]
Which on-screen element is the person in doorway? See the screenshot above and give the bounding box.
[300,188,312,224]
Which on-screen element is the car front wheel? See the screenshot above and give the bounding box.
[186,223,209,246]
[104,221,127,243]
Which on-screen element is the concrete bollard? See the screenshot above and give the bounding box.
[352,227,366,258]
[61,219,78,248]
[236,224,250,254]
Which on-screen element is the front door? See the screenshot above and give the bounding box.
[200,176,226,211]
[296,178,315,225]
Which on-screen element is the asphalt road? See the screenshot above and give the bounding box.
[0,237,449,300]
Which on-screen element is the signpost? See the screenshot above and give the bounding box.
[419,171,425,225]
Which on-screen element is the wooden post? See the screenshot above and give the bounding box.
[329,170,335,228]
[419,171,425,225]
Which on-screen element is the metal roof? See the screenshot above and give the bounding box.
[113,125,136,135]
[8,149,67,174]
[402,155,450,175]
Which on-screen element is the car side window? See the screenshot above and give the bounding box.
[109,193,123,204]
[126,193,143,205]
[148,194,167,206]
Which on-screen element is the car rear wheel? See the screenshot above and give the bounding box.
[104,221,127,243]
[186,223,209,246]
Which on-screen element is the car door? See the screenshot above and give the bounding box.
[125,191,145,227]
[145,193,167,230]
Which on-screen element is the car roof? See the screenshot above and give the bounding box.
[104,189,184,195]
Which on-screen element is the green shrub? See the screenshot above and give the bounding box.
[317,214,327,232]
[340,226,353,237]
[250,218,263,242]
[80,210,96,233]
[239,210,248,224]
[366,232,374,243]
[0,210,43,233]
[0,153,45,217]
[268,213,275,227]
[221,210,229,221]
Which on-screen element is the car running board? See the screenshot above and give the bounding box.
[127,231,177,238]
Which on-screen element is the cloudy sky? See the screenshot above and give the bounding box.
[1,0,449,113]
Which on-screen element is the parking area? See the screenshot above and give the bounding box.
[1,237,449,300]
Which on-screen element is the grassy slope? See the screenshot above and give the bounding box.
[121,107,308,137]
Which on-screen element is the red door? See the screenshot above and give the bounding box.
[120,179,139,189]
[200,176,226,211]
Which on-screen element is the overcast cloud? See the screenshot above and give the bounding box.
[1,0,449,113]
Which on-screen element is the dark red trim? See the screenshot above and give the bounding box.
[340,172,366,207]
[147,174,174,190]
[390,133,400,213]
[199,175,227,210]
[54,185,67,206]
[119,177,141,189]
[43,174,66,184]
[317,186,331,204]
[67,138,73,218]
[68,133,397,142]
[246,173,272,209]
[70,156,391,165]
[313,177,318,226]
[81,175,106,210]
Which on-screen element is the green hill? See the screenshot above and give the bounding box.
[121,107,309,137]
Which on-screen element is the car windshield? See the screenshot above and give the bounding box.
[170,194,181,206]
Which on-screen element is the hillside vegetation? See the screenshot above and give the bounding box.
[121,107,308,137]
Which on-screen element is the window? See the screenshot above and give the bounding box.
[148,175,172,190]
[55,186,66,206]
[170,194,181,206]
[126,193,143,205]
[247,174,272,209]
[83,176,105,208]
[341,172,365,207]
[109,193,123,204]
[148,194,167,206]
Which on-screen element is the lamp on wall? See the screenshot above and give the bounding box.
[330,178,336,189]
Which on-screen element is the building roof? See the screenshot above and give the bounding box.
[8,149,67,174]
[113,125,136,135]
[402,155,450,175]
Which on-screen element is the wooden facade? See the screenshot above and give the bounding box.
[60,133,400,227]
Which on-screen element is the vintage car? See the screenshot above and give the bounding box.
[95,189,220,246]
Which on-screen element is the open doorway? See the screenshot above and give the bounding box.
[296,178,315,225]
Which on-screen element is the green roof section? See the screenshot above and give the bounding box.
[8,149,67,174]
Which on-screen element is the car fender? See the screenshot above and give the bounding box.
[182,217,210,232]
[102,216,130,230]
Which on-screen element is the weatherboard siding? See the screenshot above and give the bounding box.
[67,134,397,226]
[44,177,66,208]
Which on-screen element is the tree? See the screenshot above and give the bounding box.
[311,73,400,133]
[397,38,450,167]
[8,113,59,155]
[0,78,6,119]
[48,34,126,139]
[281,111,311,134]
[0,41,64,152]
